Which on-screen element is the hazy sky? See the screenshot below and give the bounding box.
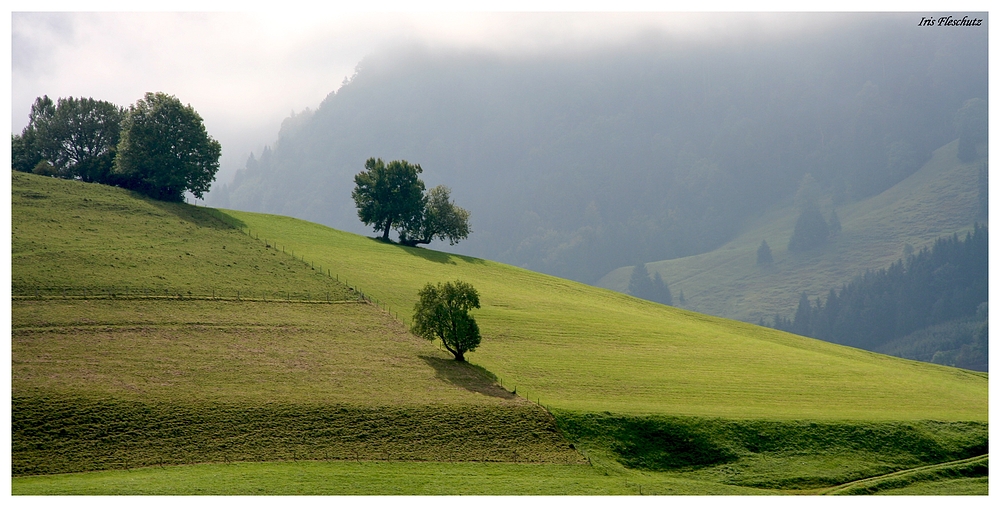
[8,3,990,191]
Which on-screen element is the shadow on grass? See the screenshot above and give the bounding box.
[419,355,517,399]
[365,237,487,265]
[144,198,247,231]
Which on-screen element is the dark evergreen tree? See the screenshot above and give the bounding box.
[783,225,988,354]
[977,162,988,220]
[628,263,672,306]
[828,210,841,236]
[652,272,673,306]
[628,263,653,300]
[790,292,813,336]
[788,202,830,251]
[756,240,773,266]
[955,98,987,163]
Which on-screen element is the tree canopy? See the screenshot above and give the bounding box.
[12,95,124,182]
[352,158,426,241]
[411,280,482,362]
[352,159,471,245]
[114,92,221,202]
[399,185,471,247]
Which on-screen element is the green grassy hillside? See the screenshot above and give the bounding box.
[597,140,985,323]
[224,207,987,422]
[11,171,347,299]
[11,172,581,477]
[11,172,987,494]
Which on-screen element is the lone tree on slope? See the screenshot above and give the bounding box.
[411,280,482,362]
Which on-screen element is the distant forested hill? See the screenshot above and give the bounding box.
[210,13,986,285]
[776,225,988,371]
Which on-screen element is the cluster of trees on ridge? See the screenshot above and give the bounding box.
[767,225,988,371]
[352,157,471,247]
[12,93,221,202]
[210,14,986,285]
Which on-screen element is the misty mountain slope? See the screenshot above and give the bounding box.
[597,139,984,324]
[209,14,986,285]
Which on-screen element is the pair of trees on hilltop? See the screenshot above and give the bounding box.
[12,92,221,202]
[352,158,471,247]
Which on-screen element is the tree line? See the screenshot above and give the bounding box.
[768,224,988,356]
[12,93,221,202]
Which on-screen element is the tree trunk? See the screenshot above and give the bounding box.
[454,350,465,362]
[381,219,392,240]
[399,237,430,248]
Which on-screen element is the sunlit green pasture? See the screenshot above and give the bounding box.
[12,299,520,405]
[12,299,581,476]
[225,208,988,421]
[10,171,988,494]
[11,171,347,300]
[11,455,987,496]
[8,460,769,495]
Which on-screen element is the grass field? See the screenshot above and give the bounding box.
[10,461,767,495]
[597,140,985,323]
[11,170,349,300]
[224,207,988,421]
[12,299,582,476]
[11,451,987,495]
[826,455,989,495]
[10,171,989,494]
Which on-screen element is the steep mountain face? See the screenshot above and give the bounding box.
[210,13,986,285]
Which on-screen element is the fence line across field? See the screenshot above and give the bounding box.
[12,286,364,304]
[230,219,411,326]
[12,215,411,326]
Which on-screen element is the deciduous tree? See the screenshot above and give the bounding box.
[114,92,221,201]
[352,158,426,241]
[398,185,471,247]
[411,280,482,362]
[12,96,55,174]
[52,97,124,181]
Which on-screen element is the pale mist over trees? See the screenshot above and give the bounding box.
[210,13,986,285]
